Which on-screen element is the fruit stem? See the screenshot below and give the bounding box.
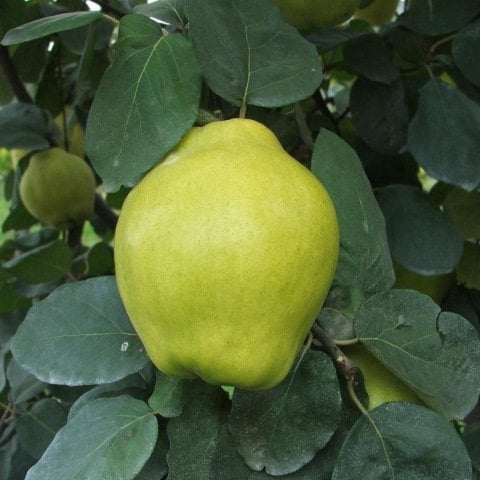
[311,323,358,381]
[347,378,369,416]
[0,45,33,104]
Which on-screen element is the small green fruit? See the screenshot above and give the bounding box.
[346,344,421,409]
[355,0,399,25]
[54,109,85,159]
[115,119,339,390]
[394,262,455,304]
[270,0,360,31]
[20,148,96,229]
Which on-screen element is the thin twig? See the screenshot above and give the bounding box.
[0,45,33,103]
[311,323,358,381]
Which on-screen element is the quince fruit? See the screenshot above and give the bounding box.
[346,344,421,409]
[355,0,399,25]
[54,109,85,159]
[270,0,360,31]
[394,262,454,305]
[115,119,339,390]
[20,148,96,229]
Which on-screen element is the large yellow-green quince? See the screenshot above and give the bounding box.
[114,119,339,390]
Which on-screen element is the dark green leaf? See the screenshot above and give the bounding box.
[343,34,398,84]
[351,77,408,155]
[311,129,395,296]
[0,103,51,150]
[2,240,73,284]
[452,19,480,87]
[133,0,186,28]
[25,396,158,480]
[11,276,149,385]
[84,242,114,277]
[376,184,464,274]
[167,390,250,480]
[68,372,149,420]
[228,350,341,476]
[6,357,46,404]
[408,79,480,191]
[332,403,473,479]
[16,398,68,459]
[1,12,103,45]
[456,242,480,290]
[443,188,480,239]
[355,290,480,419]
[0,282,31,314]
[399,0,480,35]
[186,0,322,108]
[85,14,201,191]
[135,427,169,480]
[149,371,215,418]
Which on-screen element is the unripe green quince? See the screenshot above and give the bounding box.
[394,262,455,305]
[355,0,399,25]
[20,148,96,229]
[270,0,360,31]
[346,344,421,409]
[115,119,339,390]
[54,109,85,159]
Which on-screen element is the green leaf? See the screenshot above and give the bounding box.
[399,0,480,35]
[6,358,46,404]
[376,184,464,274]
[311,129,395,296]
[68,373,149,420]
[167,390,251,479]
[186,0,322,109]
[0,282,31,314]
[443,188,480,239]
[456,242,480,291]
[133,0,186,28]
[350,77,408,155]
[85,14,201,192]
[332,403,473,479]
[407,79,480,191]
[2,240,73,284]
[0,103,51,151]
[1,11,103,45]
[228,350,341,476]
[16,398,68,460]
[11,276,149,386]
[452,19,480,88]
[135,427,169,480]
[149,371,215,418]
[25,396,158,480]
[343,34,398,84]
[354,289,480,420]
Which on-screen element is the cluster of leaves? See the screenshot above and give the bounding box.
[0,0,479,478]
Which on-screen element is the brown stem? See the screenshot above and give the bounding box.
[311,323,358,381]
[0,45,33,103]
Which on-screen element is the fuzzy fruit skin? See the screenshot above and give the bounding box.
[20,148,96,229]
[346,345,421,409]
[115,119,339,390]
[270,0,360,31]
[355,0,399,25]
